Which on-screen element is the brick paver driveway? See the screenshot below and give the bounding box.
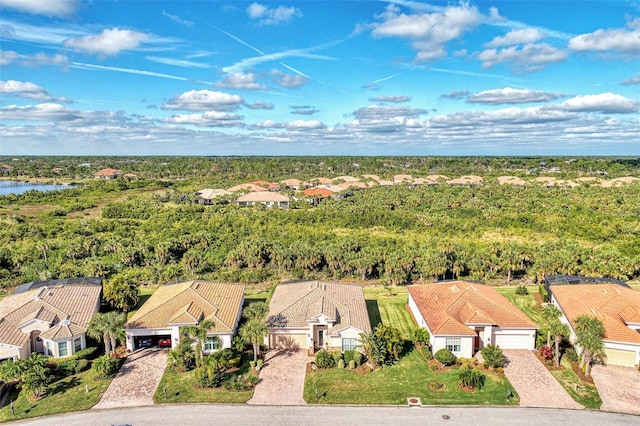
[248,349,311,405]
[93,349,167,409]
[502,350,582,409]
[591,364,640,415]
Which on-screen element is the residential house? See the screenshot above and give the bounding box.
[267,280,371,353]
[94,168,122,179]
[0,278,103,360]
[446,175,483,186]
[0,164,13,174]
[408,281,537,358]
[393,174,413,184]
[236,192,290,209]
[280,179,308,190]
[195,188,231,205]
[546,276,640,367]
[227,183,269,193]
[248,180,280,191]
[125,280,245,352]
[302,187,334,205]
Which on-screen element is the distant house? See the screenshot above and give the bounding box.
[332,176,360,184]
[393,174,413,184]
[125,280,245,351]
[227,183,269,193]
[547,276,640,367]
[446,175,483,187]
[0,164,13,174]
[94,168,122,179]
[236,192,290,209]
[195,188,231,205]
[248,180,280,191]
[0,278,103,360]
[267,281,371,353]
[122,173,138,180]
[280,179,308,190]
[309,177,332,186]
[408,281,537,358]
[302,187,334,205]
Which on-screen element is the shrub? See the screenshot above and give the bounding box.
[434,348,456,366]
[314,349,335,369]
[539,345,553,361]
[53,358,78,377]
[348,360,355,369]
[565,347,578,362]
[343,350,357,365]
[353,351,362,367]
[92,355,121,377]
[494,367,504,374]
[458,366,486,390]
[515,285,528,295]
[337,359,345,369]
[195,365,224,388]
[75,358,89,374]
[481,344,506,369]
[74,347,98,360]
[413,328,430,346]
[223,373,259,391]
[538,285,548,302]
[430,364,438,371]
[332,350,343,365]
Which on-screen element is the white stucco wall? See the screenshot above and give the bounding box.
[431,335,474,358]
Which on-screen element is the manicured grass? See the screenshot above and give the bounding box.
[549,357,602,409]
[363,287,415,339]
[304,349,518,405]
[495,286,543,325]
[153,354,255,404]
[0,368,113,422]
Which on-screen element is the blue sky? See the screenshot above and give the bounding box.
[0,0,638,156]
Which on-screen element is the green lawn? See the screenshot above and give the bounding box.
[0,369,113,422]
[549,357,602,409]
[304,349,518,405]
[363,287,415,339]
[495,286,543,324]
[153,353,255,404]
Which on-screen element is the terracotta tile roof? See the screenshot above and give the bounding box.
[550,284,640,344]
[267,281,371,335]
[236,192,290,203]
[248,180,280,190]
[408,281,537,336]
[303,188,333,198]
[126,281,245,333]
[0,282,102,347]
[94,168,122,177]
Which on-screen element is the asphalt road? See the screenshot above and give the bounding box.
[10,405,640,426]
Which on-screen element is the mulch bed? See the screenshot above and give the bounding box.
[457,383,476,393]
[569,359,594,384]
[428,381,446,392]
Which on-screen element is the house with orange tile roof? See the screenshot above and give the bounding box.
[94,168,122,179]
[408,281,537,358]
[266,281,371,353]
[125,281,245,351]
[548,278,640,367]
[0,278,103,360]
[248,180,280,191]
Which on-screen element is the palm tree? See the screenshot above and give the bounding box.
[239,318,268,363]
[105,311,127,352]
[548,319,570,367]
[181,319,214,368]
[541,304,562,347]
[87,312,126,355]
[574,315,606,376]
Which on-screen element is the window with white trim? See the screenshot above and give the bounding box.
[341,338,359,352]
[58,341,69,357]
[445,338,461,353]
[204,336,220,352]
[74,337,82,353]
[45,341,53,357]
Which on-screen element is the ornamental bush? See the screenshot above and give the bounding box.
[434,348,456,366]
[481,344,506,369]
[314,349,335,369]
[515,285,528,295]
[92,354,121,377]
[458,366,486,390]
[413,328,431,346]
[564,347,578,362]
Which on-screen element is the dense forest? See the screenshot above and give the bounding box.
[0,156,638,293]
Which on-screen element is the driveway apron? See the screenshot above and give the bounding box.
[502,349,582,409]
[93,349,167,409]
[249,349,311,405]
[591,364,640,415]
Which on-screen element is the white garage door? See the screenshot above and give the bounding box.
[494,333,533,349]
[605,348,636,367]
[270,333,307,351]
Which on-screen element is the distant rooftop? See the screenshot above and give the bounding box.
[545,274,629,288]
[13,277,103,294]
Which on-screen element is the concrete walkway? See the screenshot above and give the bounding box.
[591,364,640,415]
[248,349,311,405]
[502,350,582,409]
[93,349,167,409]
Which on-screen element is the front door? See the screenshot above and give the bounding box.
[316,325,327,349]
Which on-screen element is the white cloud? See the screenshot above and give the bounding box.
[0,80,71,102]
[290,106,318,115]
[427,106,577,127]
[560,93,639,114]
[274,73,309,88]
[145,56,211,69]
[0,50,19,65]
[485,29,544,47]
[369,95,412,103]
[352,105,427,121]
[22,52,69,68]
[64,28,150,57]
[245,101,274,110]
[162,11,193,27]
[569,18,640,55]
[163,111,244,127]
[477,42,567,73]
[0,0,79,17]
[214,73,267,90]
[467,88,564,105]
[285,119,324,130]
[0,103,85,122]
[246,2,302,26]
[162,90,244,111]
[370,3,482,62]
[622,74,640,85]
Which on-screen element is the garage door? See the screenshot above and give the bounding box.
[494,334,533,349]
[270,333,307,351]
[605,348,636,367]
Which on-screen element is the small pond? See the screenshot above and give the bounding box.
[0,181,76,196]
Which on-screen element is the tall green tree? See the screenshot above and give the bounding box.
[181,319,215,368]
[104,273,139,313]
[87,311,126,355]
[574,315,606,376]
[549,319,570,367]
[541,304,562,347]
[239,318,268,363]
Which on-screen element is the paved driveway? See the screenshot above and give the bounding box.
[93,349,167,409]
[502,350,582,409]
[591,364,640,415]
[248,349,311,405]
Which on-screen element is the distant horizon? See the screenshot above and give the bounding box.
[1,1,639,156]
